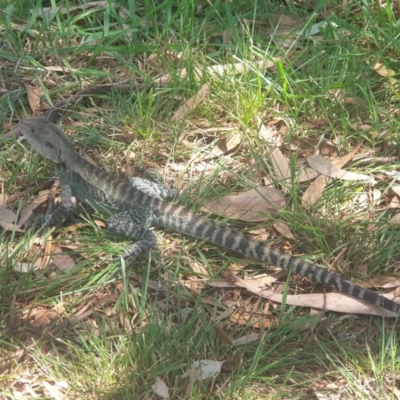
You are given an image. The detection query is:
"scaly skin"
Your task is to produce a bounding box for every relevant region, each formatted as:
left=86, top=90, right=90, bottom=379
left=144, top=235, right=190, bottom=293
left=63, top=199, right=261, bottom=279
left=19, top=116, right=400, bottom=315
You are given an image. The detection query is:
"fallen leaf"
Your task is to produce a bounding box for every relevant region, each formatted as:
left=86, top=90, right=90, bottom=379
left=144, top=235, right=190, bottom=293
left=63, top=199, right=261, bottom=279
left=45, top=65, right=72, bottom=72
left=206, top=279, right=237, bottom=288
left=307, top=155, right=374, bottom=182
left=373, top=61, right=395, bottom=77
left=201, top=187, right=285, bottom=222
left=13, top=260, right=43, bottom=273
left=213, top=307, right=236, bottom=323
left=269, top=146, right=290, bottom=182
left=0, top=193, right=7, bottom=205
left=368, top=277, right=400, bottom=289
left=31, top=303, right=66, bottom=328
left=273, top=222, right=295, bottom=240
left=42, top=381, right=68, bottom=400
left=389, top=196, right=400, bottom=209
left=295, top=167, right=319, bottom=182
left=268, top=14, right=306, bottom=36
left=231, top=312, right=272, bottom=329
left=244, top=272, right=281, bottom=287
left=390, top=213, right=400, bottom=224
left=17, top=190, right=50, bottom=227
left=228, top=272, right=398, bottom=317
left=390, top=186, right=400, bottom=197
left=23, top=83, right=41, bottom=115
left=152, top=377, right=170, bottom=399
left=206, top=132, right=241, bottom=158
left=52, top=247, right=76, bottom=270
left=302, top=142, right=363, bottom=209
left=302, top=20, right=339, bottom=38
left=188, top=261, right=210, bottom=276
left=231, top=333, right=261, bottom=345
left=319, top=141, right=339, bottom=157
left=0, top=205, right=24, bottom=232
left=170, top=83, right=210, bottom=121
left=183, top=360, right=224, bottom=381
left=257, top=116, right=280, bottom=144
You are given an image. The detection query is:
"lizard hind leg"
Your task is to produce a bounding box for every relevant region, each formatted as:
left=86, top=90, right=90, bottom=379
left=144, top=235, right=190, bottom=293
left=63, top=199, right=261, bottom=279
left=106, top=209, right=158, bottom=265
left=130, top=176, right=176, bottom=200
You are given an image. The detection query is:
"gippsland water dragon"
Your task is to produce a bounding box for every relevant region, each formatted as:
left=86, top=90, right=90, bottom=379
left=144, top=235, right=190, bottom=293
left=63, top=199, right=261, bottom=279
left=19, top=116, right=400, bottom=315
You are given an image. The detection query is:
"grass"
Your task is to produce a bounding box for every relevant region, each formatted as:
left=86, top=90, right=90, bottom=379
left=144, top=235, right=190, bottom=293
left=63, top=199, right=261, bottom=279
left=1, top=0, right=400, bottom=398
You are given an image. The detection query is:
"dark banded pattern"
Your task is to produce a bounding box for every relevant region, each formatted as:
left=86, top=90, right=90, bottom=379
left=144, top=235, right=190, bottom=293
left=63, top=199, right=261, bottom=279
left=151, top=201, right=399, bottom=314
left=20, top=117, right=400, bottom=315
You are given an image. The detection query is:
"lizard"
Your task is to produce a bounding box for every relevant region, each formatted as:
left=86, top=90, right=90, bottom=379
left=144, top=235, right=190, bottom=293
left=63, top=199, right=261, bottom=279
left=19, top=116, right=400, bottom=315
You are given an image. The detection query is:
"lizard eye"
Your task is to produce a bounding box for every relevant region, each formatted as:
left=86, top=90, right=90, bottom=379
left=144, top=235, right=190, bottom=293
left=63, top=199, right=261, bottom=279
left=44, top=141, right=54, bottom=149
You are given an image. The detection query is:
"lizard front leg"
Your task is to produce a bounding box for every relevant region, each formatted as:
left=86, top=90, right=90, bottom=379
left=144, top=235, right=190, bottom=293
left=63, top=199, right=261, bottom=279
left=30, top=182, right=77, bottom=228
left=106, top=207, right=158, bottom=264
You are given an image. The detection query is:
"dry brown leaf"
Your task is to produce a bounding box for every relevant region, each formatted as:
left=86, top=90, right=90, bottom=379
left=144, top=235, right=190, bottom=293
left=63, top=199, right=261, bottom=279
left=52, top=247, right=76, bottom=270
left=273, top=222, right=295, bottom=240
left=189, top=261, right=210, bottom=276
left=389, top=196, right=400, bottom=209
left=390, top=213, right=400, bottom=224
left=269, top=146, right=290, bottom=181
left=333, top=142, right=363, bottom=168
left=270, top=149, right=318, bottom=183
left=0, top=205, right=24, bottom=232
left=152, top=377, right=170, bottom=399
left=0, top=193, right=7, bottom=205
left=17, top=190, right=50, bottom=227
left=366, top=277, right=400, bottom=289
left=270, top=14, right=306, bottom=27
left=201, top=187, right=285, bottom=222
left=289, top=136, right=321, bottom=152
left=13, top=260, right=43, bottom=273
left=44, top=65, right=71, bottom=72
left=390, top=186, right=400, bottom=197
left=302, top=175, right=329, bottom=210
left=244, top=273, right=280, bottom=287
left=206, top=132, right=241, bottom=158
left=256, top=116, right=281, bottom=144
left=268, top=14, right=306, bottom=36
left=213, top=307, right=236, bottom=323
left=29, top=303, right=66, bottom=328
left=42, top=381, right=69, bottom=400
left=228, top=272, right=397, bottom=317
left=23, top=83, right=41, bottom=115
left=231, top=333, right=261, bottom=345
left=206, top=279, right=237, bottom=288
left=295, top=167, right=319, bottom=183
left=319, top=141, right=339, bottom=157
left=182, top=360, right=224, bottom=382
left=170, top=83, right=210, bottom=122
left=231, top=312, right=272, bottom=329
left=302, top=142, right=363, bottom=210
left=373, top=61, right=395, bottom=77
left=307, top=155, right=373, bottom=182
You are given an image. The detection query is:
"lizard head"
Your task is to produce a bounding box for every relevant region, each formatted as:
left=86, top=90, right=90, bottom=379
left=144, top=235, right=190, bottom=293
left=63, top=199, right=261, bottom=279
left=19, top=117, right=73, bottom=163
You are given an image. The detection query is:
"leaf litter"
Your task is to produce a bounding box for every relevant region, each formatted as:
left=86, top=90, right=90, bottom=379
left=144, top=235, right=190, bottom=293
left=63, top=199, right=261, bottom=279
left=5, top=12, right=400, bottom=392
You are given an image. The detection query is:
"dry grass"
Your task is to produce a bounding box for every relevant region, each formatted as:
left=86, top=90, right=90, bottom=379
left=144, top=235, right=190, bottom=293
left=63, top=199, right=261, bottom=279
left=0, top=0, right=400, bottom=398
